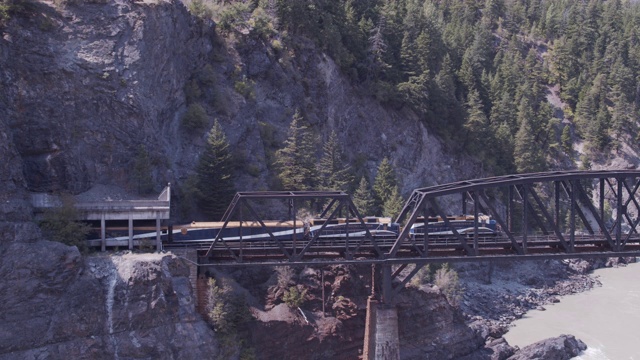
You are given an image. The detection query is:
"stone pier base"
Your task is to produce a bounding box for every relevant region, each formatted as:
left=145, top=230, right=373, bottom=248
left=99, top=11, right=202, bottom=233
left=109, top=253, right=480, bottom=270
left=363, top=297, right=400, bottom=360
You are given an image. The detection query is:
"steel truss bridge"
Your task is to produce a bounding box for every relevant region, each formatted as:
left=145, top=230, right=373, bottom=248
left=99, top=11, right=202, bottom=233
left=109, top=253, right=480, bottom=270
left=186, top=170, right=640, bottom=269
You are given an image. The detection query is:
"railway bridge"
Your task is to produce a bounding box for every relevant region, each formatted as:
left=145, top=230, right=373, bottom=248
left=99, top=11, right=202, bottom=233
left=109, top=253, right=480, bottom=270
left=180, top=170, right=640, bottom=360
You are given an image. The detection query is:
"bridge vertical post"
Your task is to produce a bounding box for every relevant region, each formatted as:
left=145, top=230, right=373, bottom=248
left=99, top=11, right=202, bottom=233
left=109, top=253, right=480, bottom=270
left=554, top=181, right=560, bottom=229
left=101, top=213, right=106, bottom=252
left=472, top=192, right=479, bottom=256
left=570, top=180, right=576, bottom=252
left=507, top=186, right=513, bottom=233
left=128, top=214, right=133, bottom=250
left=600, top=178, right=605, bottom=226
left=522, top=186, right=528, bottom=254
left=292, top=200, right=297, bottom=259
left=422, top=201, right=429, bottom=256
left=617, top=178, right=623, bottom=250
left=382, top=264, right=392, bottom=304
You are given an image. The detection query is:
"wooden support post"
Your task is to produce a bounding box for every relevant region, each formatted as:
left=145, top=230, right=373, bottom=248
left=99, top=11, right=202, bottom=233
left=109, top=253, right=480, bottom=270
left=522, top=186, right=528, bottom=254
left=128, top=214, right=133, bottom=250
left=156, top=212, right=161, bottom=251
left=101, top=213, right=106, bottom=252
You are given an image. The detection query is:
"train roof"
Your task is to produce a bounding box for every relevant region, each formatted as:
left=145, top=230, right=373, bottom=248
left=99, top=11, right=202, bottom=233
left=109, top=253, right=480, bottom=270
left=181, top=220, right=302, bottom=229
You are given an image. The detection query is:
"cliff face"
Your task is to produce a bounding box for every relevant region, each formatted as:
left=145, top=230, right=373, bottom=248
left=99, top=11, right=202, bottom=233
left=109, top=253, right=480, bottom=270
left=0, top=0, right=478, bottom=204
left=0, top=245, right=219, bottom=359
left=0, top=0, right=214, bottom=195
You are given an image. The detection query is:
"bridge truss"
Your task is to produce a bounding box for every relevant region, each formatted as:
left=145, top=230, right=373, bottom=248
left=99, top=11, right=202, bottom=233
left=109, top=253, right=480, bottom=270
left=196, top=171, right=640, bottom=267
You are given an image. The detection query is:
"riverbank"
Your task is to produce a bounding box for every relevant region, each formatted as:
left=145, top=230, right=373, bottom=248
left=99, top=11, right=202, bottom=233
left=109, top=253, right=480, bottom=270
left=505, top=261, right=640, bottom=359
left=455, top=258, right=634, bottom=343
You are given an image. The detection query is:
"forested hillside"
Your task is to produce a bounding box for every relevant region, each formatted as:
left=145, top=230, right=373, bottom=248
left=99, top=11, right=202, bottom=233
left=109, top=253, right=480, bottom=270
left=191, top=0, right=640, bottom=177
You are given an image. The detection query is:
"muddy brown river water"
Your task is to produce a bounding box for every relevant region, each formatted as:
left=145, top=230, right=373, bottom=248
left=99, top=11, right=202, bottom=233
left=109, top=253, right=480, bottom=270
left=504, top=262, right=640, bottom=359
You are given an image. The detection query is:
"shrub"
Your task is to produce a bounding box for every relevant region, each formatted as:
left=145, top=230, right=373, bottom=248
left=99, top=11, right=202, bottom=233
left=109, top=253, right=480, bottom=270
left=182, top=103, right=208, bottom=131
left=434, top=264, right=463, bottom=307
left=276, top=266, right=294, bottom=288
left=185, top=79, right=202, bottom=104
left=188, top=0, right=213, bottom=20
left=39, top=195, right=91, bottom=252
left=206, top=278, right=252, bottom=335
left=234, top=76, right=255, bottom=99
left=282, top=286, right=307, bottom=308
left=271, top=39, right=283, bottom=52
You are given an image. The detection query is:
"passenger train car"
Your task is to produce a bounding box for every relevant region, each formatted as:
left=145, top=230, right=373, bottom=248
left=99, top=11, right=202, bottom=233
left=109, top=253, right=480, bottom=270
left=410, top=214, right=498, bottom=236
left=308, top=217, right=400, bottom=238
left=90, top=215, right=498, bottom=248
left=169, top=220, right=305, bottom=243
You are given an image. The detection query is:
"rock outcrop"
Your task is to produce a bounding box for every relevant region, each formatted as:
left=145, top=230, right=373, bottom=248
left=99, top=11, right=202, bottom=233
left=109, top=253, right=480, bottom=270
left=507, top=335, right=587, bottom=360
left=0, top=245, right=219, bottom=359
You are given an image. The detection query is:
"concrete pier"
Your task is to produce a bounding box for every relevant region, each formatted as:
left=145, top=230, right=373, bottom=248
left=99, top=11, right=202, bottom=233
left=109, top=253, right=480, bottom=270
left=363, top=297, right=400, bottom=360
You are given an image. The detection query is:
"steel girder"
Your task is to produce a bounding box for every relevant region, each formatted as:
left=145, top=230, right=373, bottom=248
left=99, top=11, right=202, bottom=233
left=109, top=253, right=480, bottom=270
left=389, top=170, right=640, bottom=258
left=204, top=191, right=383, bottom=260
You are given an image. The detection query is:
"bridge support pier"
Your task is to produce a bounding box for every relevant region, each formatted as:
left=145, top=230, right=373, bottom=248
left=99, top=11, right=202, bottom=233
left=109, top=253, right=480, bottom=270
left=363, top=265, right=400, bottom=360
left=363, top=297, right=400, bottom=360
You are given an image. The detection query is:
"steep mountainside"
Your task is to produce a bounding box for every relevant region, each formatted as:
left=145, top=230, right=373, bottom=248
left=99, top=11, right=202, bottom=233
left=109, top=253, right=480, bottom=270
left=0, top=0, right=478, bottom=214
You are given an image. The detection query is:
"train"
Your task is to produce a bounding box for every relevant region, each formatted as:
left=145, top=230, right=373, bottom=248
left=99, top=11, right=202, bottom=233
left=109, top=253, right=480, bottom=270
left=88, top=214, right=498, bottom=248
left=410, top=214, right=498, bottom=236
left=164, top=214, right=497, bottom=244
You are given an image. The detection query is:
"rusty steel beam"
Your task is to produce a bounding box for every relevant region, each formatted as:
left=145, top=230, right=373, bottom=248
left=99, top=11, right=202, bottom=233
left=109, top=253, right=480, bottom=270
left=201, top=171, right=640, bottom=265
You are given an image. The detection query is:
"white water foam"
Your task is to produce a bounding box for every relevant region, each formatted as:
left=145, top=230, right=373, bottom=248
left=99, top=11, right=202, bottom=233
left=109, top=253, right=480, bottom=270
left=106, top=274, right=117, bottom=335
left=106, top=273, right=120, bottom=359
left=574, top=347, right=610, bottom=360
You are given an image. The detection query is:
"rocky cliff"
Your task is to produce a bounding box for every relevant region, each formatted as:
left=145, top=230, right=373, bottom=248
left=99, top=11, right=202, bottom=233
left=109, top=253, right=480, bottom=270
left=0, top=245, right=219, bottom=359
left=0, top=0, right=478, bottom=206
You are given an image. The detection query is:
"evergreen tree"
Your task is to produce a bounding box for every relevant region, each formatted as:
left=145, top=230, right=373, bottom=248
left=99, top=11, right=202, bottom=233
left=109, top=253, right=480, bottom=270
left=132, top=145, right=154, bottom=195
left=383, top=185, right=404, bottom=220
left=373, top=157, right=398, bottom=215
left=275, top=110, right=318, bottom=190
left=352, top=176, right=376, bottom=216
left=196, top=120, right=236, bottom=220
left=561, top=124, right=572, bottom=155
left=514, top=100, right=544, bottom=173
left=463, top=88, right=491, bottom=156
left=318, top=131, right=354, bottom=191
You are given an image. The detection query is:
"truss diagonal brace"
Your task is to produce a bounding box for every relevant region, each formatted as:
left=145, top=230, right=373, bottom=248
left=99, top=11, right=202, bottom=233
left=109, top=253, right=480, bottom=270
left=429, top=198, right=475, bottom=256
left=527, top=185, right=570, bottom=251
left=244, top=199, right=294, bottom=260
left=575, top=181, right=616, bottom=250
left=389, top=193, right=426, bottom=257
left=561, top=181, right=595, bottom=235
left=478, top=191, right=524, bottom=255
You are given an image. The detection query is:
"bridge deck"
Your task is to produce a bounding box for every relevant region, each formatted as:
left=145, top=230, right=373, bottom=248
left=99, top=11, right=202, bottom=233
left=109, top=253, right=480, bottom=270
left=163, top=233, right=640, bottom=265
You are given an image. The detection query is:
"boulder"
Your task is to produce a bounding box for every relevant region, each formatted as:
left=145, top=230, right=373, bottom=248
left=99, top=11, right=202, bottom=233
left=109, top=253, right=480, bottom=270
left=507, top=334, right=587, bottom=360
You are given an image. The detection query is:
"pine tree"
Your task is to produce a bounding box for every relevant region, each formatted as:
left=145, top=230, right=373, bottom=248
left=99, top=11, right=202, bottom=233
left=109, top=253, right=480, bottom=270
left=514, top=99, right=544, bottom=173
left=464, top=88, right=491, bottom=155
left=275, top=110, right=318, bottom=190
left=352, top=176, right=375, bottom=216
left=561, top=124, right=572, bottom=155
left=196, top=120, right=236, bottom=220
left=132, top=145, right=154, bottom=195
left=383, top=185, right=404, bottom=220
left=373, top=157, right=398, bottom=215
left=318, top=131, right=354, bottom=191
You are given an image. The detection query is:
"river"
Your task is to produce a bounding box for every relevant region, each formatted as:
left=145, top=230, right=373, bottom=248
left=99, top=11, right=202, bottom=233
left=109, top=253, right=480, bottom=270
left=504, top=261, right=640, bottom=360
